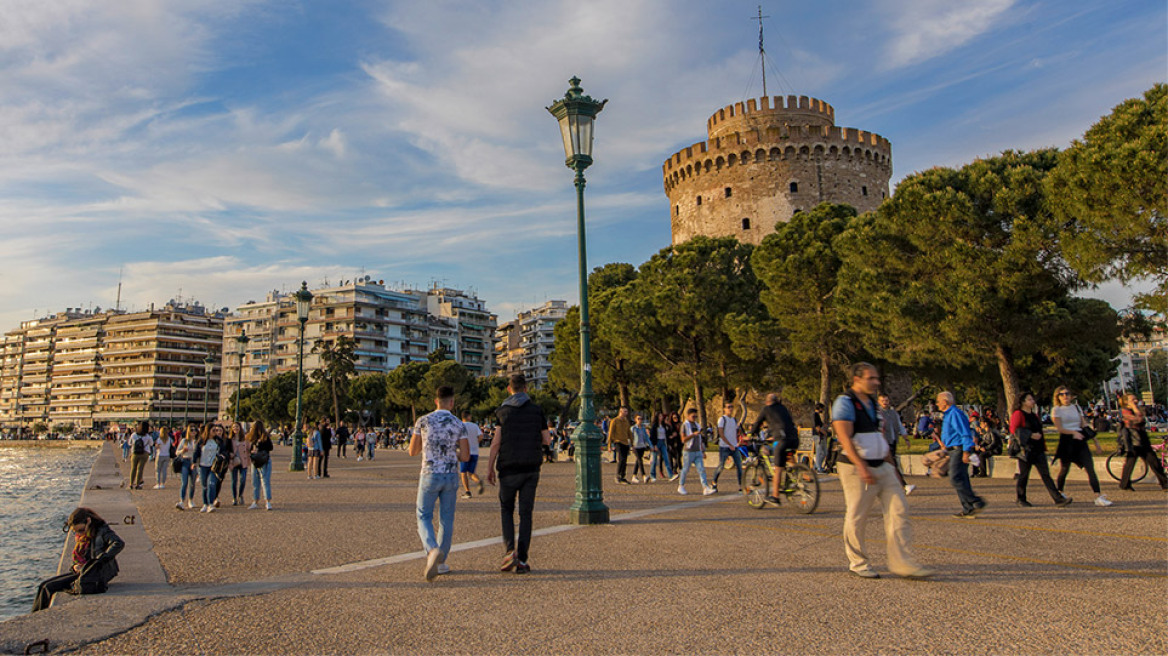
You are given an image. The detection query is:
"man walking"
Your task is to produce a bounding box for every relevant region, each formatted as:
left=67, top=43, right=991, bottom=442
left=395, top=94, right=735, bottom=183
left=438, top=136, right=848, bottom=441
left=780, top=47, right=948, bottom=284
left=878, top=394, right=914, bottom=495
left=677, top=408, right=715, bottom=496
left=335, top=421, right=350, bottom=459
left=409, top=386, right=470, bottom=582
left=607, top=407, right=633, bottom=485
left=833, top=362, right=932, bottom=580
left=812, top=403, right=830, bottom=473
left=936, top=391, right=986, bottom=518
left=487, top=374, right=551, bottom=574
left=319, top=419, right=333, bottom=478
left=460, top=411, right=484, bottom=499
left=713, top=402, right=744, bottom=492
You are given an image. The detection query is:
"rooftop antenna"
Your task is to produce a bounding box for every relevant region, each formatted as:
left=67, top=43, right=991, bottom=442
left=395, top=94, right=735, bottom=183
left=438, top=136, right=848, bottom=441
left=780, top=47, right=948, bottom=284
left=115, top=265, right=124, bottom=312
left=755, top=5, right=771, bottom=97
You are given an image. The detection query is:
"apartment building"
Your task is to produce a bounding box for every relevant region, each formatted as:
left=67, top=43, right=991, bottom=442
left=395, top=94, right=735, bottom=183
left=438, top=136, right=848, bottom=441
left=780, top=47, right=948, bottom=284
left=0, top=303, right=223, bottom=433
left=493, top=319, right=523, bottom=378
left=410, top=286, right=497, bottom=377
left=490, top=300, right=567, bottom=388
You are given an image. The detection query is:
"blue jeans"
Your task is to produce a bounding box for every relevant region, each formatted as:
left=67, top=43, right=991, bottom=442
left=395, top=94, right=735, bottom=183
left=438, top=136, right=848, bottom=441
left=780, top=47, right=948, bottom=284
left=650, top=445, right=673, bottom=479
left=948, top=448, right=983, bottom=513
left=814, top=435, right=830, bottom=472
left=200, top=466, right=220, bottom=506
left=231, top=466, right=247, bottom=499
left=678, top=451, right=709, bottom=488
left=367, top=442, right=374, bottom=460
left=416, top=472, right=460, bottom=555
left=179, top=459, right=195, bottom=501
left=252, top=461, right=272, bottom=501
left=712, top=447, right=743, bottom=487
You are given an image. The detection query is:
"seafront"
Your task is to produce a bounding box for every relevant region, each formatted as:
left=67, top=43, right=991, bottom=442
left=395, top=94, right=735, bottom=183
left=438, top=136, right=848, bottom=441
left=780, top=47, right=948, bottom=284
left=1, top=440, right=1164, bottom=655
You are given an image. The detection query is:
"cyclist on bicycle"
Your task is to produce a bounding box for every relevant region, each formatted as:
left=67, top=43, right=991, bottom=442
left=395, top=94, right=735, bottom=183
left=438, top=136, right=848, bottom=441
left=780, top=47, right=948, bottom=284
left=750, top=393, right=798, bottom=505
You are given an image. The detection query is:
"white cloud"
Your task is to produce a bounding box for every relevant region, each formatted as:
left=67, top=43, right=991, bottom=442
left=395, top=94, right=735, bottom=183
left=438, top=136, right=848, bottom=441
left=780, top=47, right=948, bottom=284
left=882, top=0, right=1016, bottom=69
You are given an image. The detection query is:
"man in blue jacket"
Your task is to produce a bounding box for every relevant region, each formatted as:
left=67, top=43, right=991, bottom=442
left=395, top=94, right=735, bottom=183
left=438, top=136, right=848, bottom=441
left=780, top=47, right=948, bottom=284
left=937, top=391, right=986, bottom=518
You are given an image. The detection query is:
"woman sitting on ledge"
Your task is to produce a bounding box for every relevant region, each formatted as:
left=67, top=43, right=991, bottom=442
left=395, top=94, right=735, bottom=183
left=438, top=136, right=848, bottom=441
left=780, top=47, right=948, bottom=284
left=32, top=507, right=124, bottom=612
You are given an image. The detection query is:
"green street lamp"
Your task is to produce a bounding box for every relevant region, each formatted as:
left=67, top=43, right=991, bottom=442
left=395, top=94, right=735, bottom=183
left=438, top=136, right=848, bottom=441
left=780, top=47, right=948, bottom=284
left=183, top=371, right=194, bottom=426
left=202, top=353, right=214, bottom=425
left=290, top=282, right=313, bottom=472
left=548, top=76, right=609, bottom=525
left=233, top=331, right=250, bottom=424
left=169, top=384, right=177, bottom=430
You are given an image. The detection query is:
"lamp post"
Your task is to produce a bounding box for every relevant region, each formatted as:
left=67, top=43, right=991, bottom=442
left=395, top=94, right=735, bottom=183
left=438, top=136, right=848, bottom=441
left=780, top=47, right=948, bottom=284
left=233, top=331, right=250, bottom=424
left=202, top=353, right=215, bottom=425
left=548, top=76, right=609, bottom=525
left=290, top=282, right=313, bottom=471
left=183, top=372, right=194, bottom=425
left=169, top=384, right=177, bottom=430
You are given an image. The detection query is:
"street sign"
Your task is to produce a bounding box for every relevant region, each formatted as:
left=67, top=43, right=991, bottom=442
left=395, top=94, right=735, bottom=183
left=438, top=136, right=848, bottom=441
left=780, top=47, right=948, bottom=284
left=1142, top=391, right=1155, bottom=404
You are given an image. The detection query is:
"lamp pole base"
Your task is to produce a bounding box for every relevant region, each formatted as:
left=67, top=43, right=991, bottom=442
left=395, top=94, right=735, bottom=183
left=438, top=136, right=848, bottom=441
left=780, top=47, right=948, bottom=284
left=289, top=430, right=305, bottom=472
left=567, top=423, right=609, bottom=525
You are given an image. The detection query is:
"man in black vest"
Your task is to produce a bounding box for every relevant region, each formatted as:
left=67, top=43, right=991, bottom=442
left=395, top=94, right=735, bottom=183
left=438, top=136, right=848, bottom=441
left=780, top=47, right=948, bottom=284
left=832, top=362, right=932, bottom=580
left=487, top=374, right=551, bottom=574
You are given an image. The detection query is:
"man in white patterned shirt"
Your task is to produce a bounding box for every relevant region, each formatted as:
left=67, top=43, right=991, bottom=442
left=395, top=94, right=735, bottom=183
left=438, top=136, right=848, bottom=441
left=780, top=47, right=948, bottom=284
left=409, top=385, right=470, bottom=582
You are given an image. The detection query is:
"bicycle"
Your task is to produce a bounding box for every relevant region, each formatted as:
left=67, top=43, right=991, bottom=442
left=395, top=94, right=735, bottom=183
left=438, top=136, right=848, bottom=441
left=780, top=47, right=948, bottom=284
left=1105, top=432, right=1168, bottom=483
left=740, top=439, right=820, bottom=514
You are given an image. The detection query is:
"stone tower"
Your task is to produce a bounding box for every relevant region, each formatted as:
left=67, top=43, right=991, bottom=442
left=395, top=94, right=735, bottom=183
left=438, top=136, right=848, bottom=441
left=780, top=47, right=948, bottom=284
left=663, top=95, right=891, bottom=245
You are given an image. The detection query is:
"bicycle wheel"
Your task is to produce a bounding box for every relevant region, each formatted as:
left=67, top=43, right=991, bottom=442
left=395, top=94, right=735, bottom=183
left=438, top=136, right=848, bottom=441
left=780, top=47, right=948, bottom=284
left=784, top=463, right=819, bottom=514
left=742, top=463, right=769, bottom=510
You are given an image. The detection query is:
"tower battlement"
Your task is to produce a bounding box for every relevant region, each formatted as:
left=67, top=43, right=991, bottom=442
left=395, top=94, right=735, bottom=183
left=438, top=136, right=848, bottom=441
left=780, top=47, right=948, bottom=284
left=707, top=95, right=835, bottom=139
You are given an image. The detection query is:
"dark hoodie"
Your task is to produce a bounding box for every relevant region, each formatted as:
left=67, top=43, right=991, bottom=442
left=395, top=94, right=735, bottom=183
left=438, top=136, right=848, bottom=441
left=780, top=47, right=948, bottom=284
left=495, top=393, right=547, bottom=475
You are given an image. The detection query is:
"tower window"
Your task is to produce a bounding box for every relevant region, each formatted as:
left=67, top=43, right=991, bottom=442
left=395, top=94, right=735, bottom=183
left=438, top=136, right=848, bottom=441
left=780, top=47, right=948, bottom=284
left=674, top=205, right=679, bottom=216
left=724, top=187, right=732, bottom=198
left=696, top=196, right=702, bottom=206
left=741, top=218, right=751, bottom=230
left=862, top=186, right=868, bottom=196
left=789, top=182, right=798, bottom=193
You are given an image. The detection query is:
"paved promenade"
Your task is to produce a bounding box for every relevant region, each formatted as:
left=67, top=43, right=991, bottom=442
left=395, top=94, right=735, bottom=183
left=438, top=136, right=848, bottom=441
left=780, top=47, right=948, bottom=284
left=1, top=441, right=1165, bottom=655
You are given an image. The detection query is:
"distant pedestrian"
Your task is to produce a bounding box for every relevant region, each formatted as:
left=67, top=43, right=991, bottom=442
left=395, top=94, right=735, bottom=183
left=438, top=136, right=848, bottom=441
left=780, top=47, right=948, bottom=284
left=366, top=428, right=376, bottom=460
left=247, top=420, right=274, bottom=510
left=198, top=424, right=229, bottom=513
left=120, top=431, right=131, bottom=462
left=355, top=429, right=367, bottom=461
left=308, top=422, right=323, bottom=479
left=1118, top=394, right=1168, bottom=490
left=153, top=430, right=173, bottom=490
left=1051, top=386, right=1111, bottom=506
left=607, top=407, right=633, bottom=484
left=631, top=414, right=651, bottom=483
left=713, top=402, right=743, bottom=492
left=320, top=419, right=333, bottom=477
left=128, top=422, right=153, bottom=490
left=936, top=391, right=986, bottom=518
left=31, top=508, right=124, bottom=612
left=488, top=374, right=551, bottom=574
left=834, top=363, right=932, bottom=580
left=174, top=426, right=197, bottom=510
left=1010, top=393, right=1072, bottom=508
left=336, top=421, right=350, bottom=459
left=649, top=412, right=675, bottom=482
left=410, top=386, right=470, bottom=581
left=877, top=395, right=913, bottom=495
left=460, top=411, right=484, bottom=499
left=230, top=426, right=249, bottom=506
left=677, top=408, right=714, bottom=496
left=812, top=403, right=830, bottom=473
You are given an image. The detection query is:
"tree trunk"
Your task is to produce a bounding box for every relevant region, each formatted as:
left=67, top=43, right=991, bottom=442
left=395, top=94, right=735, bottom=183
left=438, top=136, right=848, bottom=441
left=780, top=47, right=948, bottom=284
left=995, top=343, right=1023, bottom=416
left=693, top=377, right=707, bottom=428
left=819, top=350, right=832, bottom=409
left=331, top=379, right=341, bottom=427
left=615, top=358, right=630, bottom=408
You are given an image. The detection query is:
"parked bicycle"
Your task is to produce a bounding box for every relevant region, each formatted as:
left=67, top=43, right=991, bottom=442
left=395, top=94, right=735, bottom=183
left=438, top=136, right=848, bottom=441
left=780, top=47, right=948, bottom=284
left=741, top=439, right=820, bottom=514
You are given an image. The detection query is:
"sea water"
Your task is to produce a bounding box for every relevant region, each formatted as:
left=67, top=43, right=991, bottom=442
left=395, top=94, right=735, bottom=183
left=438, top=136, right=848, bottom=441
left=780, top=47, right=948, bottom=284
left=0, top=445, right=98, bottom=622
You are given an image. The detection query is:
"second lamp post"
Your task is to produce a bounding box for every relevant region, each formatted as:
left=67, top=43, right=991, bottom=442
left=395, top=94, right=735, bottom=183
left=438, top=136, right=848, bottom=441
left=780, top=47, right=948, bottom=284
left=290, top=282, right=313, bottom=472
left=547, top=76, right=609, bottom=525
left=232, top=331, right=250, bottom=424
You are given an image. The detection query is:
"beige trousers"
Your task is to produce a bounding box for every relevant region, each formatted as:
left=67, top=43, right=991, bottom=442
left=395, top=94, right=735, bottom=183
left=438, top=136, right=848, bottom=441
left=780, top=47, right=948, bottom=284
left=838, top=462, right=923, bottom=575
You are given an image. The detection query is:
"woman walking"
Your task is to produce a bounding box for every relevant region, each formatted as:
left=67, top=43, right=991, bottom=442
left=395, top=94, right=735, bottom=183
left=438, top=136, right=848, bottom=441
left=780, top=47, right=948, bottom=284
left=1011, top=393, right=1072, bottom=507
left=1051, top=386, right=1112, bottom=507
left=153, top=429, right=173, bottom=489
left=308, top=421, right=323, bottom=479
left=199, top=424, right=230, bottom=513
left=631, top=414, right=651, bottom=483
left=174, top=425, right=197, bottom=510
left=247, top=421, right=274, bottom=510
left=32, top=508, right=124, bottom=612
left=1118, top=394, right=1168, bottom=491
left=230, top=425, right=250, bottom=506
left=650, top=412, right=675, bottom=482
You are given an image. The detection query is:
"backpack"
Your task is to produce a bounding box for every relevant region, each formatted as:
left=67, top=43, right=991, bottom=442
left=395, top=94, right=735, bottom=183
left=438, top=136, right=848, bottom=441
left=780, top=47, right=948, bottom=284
left=132, top=435, right=146, bottom=455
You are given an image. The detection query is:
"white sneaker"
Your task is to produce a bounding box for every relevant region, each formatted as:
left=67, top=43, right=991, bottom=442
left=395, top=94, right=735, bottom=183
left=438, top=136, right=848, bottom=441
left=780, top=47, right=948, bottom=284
left=152, top=484, right=162, bottom=489
left=669, top=474, right=680, bottom=482
left=265, top=502, right=272, bottom=511
left=436, top=563, right=451, bottom=575
left=631, top=476, right=640, bottom=484
left=187, top=500, right=195, bottom=509
left=677, top=486, right=688, bottom=495
left=248, top=502, right=258, bottom=510
left=649, top=477, right=657, bottom=483
left=904, top=484, right=916, bottom=496
left=158, top=484, right=165, bottom=489
left=200, top=505, right=209, bottom=513
left=702, top=486, right=716, bottom=496
left=206, top=505, right=215, bottom=513
left=1094, top=495, right=1113, bottom=507
left=175, top=501, right=183, bottom=510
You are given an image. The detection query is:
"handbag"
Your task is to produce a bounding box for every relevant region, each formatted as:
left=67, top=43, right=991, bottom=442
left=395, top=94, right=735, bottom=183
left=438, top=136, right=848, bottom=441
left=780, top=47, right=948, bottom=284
left=211, top=452, right=230, bottom=478
left=250, top=450, right=270, bottom=468
left=171, top=458, right=182, bottom=474
left=1080, top=425, right=1097, bottom=441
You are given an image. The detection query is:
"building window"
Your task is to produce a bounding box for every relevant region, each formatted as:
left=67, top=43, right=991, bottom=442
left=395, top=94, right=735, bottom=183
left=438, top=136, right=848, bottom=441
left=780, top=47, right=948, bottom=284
left=862, top=185, right=868, bottom=196
left=794, top=208, right=803, bottom=216
left=696, top=196, right=702, bottom=206
left=742, top=218, right=751, bottom=230
left=724, top=187, right=732, bottom=198
left=789, top=182, right=798, bottom=193
left=674, top=205, right=679, bottom=216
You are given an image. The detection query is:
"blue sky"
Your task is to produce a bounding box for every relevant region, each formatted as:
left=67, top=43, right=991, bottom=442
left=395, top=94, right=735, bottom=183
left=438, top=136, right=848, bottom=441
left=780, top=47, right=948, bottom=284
left=0, top=0, right=1163, bottom=329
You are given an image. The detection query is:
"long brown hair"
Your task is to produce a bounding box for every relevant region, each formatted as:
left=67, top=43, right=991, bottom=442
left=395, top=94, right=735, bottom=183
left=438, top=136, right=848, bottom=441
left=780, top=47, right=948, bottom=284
left=66, top=507, right=107, bottom=535
left=246, top=420, right=267, bottom=445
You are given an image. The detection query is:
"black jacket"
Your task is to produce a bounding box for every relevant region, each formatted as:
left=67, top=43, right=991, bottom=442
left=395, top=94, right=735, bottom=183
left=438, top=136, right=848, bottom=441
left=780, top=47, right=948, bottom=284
left=495, top=393, right=547, bottom=475
left=79, top=524, right=124, bottom=586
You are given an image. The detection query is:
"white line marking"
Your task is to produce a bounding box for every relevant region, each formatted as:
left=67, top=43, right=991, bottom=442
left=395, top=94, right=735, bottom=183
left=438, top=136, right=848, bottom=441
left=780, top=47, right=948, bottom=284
left=311, top=494, right=738, bottom=575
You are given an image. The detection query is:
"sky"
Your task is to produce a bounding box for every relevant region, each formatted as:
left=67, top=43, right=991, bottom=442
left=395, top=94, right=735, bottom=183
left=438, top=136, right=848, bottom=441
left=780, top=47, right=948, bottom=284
left=0, top=0, right=1163, bottom=329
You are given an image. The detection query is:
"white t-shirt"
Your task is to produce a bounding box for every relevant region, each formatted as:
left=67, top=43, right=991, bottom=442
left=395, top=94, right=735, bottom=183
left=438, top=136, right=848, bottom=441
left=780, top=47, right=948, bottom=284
left=463, top=421, right=482, bottom=456
left=1051, top=405, right=1082, bottom=433
left=716, top=416, right=739, bottom=449
left=682, top=420, right=703, bottom=452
